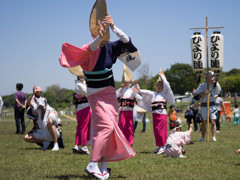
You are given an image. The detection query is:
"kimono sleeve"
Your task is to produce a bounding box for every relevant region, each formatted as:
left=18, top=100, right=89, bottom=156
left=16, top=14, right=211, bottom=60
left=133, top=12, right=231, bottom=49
left=137, top=89, right=154, bottom=113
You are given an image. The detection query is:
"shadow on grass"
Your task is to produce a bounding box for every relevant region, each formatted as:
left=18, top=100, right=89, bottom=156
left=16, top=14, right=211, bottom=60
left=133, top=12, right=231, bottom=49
left=138, top=151, right=152, bottom=154
left=235, top=163, right=240, bottom=166
left=21, top=147, right=41, bottom=150
left=43, top=174, right=127, bottom=179
left=43, top=174, right=88, bottom=179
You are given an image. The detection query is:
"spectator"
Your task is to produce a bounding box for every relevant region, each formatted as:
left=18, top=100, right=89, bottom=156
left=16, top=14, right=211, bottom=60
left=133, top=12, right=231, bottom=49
left=14, top=83, right=27, bottom=134
left=233, top=104, right=239, bottom=126
left=215, top=94, right=226, bottom=132
left=168, top=105, right=177, bottom=123
left=0, top=96, right=3, bottom=117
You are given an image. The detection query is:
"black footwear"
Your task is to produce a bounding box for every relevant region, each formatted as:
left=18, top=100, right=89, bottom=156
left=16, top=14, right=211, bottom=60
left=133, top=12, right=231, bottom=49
left=72, top=148, right=78, bottom=154
left=16, top=131, right=20, bottom=134
left=21, top=131, right=25, bottom=134
left=57, top=132, right=65, bottom=148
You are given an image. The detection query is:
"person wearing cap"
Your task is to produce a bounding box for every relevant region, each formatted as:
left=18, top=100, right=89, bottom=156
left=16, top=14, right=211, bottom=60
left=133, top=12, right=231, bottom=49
left=193, top=71, right=221, bottom=142
left=135, top=72, right=175, bottom=155
left=165, top=122, right=193, bottom=158
left=25, top=87, right=60, bottom=151
left=14, top=83, right=27, bottom=134
left=59, top=15, right=137, bottom=179
left=72, top=74, right=91, bottom=155
left=116, top=68, right=143, bottom=146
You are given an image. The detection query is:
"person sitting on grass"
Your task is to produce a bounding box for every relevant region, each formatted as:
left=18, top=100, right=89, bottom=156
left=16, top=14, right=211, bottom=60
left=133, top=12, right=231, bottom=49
left=164, top=122, right=193, bottom=158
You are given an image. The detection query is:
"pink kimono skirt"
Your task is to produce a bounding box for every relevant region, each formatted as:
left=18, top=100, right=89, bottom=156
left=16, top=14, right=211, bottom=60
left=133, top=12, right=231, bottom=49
left=118, top=111, right=134, bottom=146
left=152, top=113, right=168, bottom=147
left=75, top=106, right=91, bottom=146
left=87, top=86, right=136, bottom=162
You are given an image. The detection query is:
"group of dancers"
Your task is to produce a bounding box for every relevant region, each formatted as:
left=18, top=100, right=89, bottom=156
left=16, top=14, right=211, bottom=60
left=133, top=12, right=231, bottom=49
left=58, top=11, right=214, bottom=178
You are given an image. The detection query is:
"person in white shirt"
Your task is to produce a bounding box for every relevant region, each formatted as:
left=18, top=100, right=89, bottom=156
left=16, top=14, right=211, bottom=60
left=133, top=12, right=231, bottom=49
left=193, top=71, right=221, bottom=142
left=0, top=96, right=3, bottom=116
left=24, top=87, right=60, bottom=151
left=233, top=104, right=239, bottom=126
left=215, top=94, right=226, bottom=132
left=135, top=72, right=175, bottom=154
left=72, top=75, right=91, bottom=154
left=116, top=70, right=143, bottom=146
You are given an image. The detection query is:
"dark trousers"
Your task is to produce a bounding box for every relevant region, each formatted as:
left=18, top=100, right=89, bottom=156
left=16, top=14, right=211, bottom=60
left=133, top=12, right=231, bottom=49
left=134, top=113, right=146, bottom=132
left=187, top=110, right=198, bottom=131
left=216, top=111, right=221, bottom=131
left=14, top=108, right=25, bottom=133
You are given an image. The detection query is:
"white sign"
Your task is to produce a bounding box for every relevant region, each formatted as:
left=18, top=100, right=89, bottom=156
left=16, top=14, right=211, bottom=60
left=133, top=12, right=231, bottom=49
left=210, top=31, right=224, bottom=71
left=190, top=32, right=206, bottom=72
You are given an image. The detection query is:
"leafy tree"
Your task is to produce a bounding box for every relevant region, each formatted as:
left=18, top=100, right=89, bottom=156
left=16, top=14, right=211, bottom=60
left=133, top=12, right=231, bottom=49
left=225, top=68, right=240, bottom=76
left=163, top=63, right=198, bottom=95
left=219, top=74, right=240, bottom=94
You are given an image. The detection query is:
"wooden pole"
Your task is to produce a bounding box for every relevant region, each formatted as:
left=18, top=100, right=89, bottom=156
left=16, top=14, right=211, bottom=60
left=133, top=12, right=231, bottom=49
left=206, top=17, right=210, bottom=142
left=189, top=18, right=224, bottom=143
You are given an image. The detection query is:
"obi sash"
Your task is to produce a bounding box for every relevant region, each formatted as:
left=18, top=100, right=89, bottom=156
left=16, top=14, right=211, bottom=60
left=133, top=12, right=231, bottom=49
left=73, top=93, right=88, bottom=108
left=151, top=101, right=166, bottom=111
left=84, top=68, right=115, bottom=88
left=119, top=98, right=135, bottom=108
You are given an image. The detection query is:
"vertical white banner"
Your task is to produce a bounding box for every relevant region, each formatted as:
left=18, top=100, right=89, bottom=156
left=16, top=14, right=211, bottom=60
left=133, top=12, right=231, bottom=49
left=210, top=31, right=224, bottom=71
left=190, top=32, right=206, bottom=72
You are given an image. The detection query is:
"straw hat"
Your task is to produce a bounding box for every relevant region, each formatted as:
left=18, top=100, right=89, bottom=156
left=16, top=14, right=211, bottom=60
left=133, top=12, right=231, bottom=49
left=122, top=64, right=132, bottom=83
left=157, top=68, right=165, bottom=83
left=89, top=0, right=110, bottom=42
left=68, top=65, right=84, bottom=77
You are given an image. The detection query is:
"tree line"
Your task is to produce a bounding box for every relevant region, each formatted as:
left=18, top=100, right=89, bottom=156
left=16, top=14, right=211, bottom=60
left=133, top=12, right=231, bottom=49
left=2, top=64, right=240, bottom=109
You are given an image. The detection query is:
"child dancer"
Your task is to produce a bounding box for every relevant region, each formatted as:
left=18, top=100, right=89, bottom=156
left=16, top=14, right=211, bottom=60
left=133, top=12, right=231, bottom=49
left=165, top=122, right=193, bottom=158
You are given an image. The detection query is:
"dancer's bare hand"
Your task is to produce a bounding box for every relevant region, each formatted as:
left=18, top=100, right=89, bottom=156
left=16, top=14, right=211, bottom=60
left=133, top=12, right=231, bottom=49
left=103, top=15, right=114, bottom=29
left=97, top=20, right=107, bottom=38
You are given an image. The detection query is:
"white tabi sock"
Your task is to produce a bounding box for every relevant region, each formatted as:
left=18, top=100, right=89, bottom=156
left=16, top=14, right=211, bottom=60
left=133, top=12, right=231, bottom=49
left=74, top=145, right=79, bottom=150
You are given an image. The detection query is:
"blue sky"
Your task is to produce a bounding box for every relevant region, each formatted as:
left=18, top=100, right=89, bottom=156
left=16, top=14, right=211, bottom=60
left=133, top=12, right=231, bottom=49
left=1, top=0, right=240, bottom=96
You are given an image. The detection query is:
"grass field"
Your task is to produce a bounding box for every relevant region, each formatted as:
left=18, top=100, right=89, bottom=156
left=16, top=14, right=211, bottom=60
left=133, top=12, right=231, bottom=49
left=1, top=114, right=240, bottom=180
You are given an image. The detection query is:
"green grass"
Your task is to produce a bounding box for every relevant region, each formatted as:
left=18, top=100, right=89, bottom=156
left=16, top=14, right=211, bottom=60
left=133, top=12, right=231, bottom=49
left=1, top=116, right=240, bottom=180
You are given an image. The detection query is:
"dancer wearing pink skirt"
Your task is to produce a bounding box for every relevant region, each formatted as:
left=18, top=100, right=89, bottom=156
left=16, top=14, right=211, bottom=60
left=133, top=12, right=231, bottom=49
left=72, top=76, right=91, bottom=154
left=59, top=15, right=138, bottom=179
left=135, top=72, right=175, bottom=155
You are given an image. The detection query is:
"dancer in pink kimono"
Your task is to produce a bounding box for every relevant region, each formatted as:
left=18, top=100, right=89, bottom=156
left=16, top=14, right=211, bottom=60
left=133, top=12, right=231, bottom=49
left=72, top=76, right=91, bottom=154
left=59, top=15, right=137, bottom=180
left=135, top=72, right=175, bottom=155
left=116, top=75, right=143, bottom=146
left=165, top=122, right=193, bottom=158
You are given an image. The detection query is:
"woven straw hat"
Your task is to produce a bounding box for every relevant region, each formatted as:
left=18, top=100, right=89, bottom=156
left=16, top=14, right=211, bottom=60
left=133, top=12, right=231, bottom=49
left=89, top=0, right=110, bottom=42
left=68, top=65, right=84, bottom=77
left=122, top=64, right=132, bottom=83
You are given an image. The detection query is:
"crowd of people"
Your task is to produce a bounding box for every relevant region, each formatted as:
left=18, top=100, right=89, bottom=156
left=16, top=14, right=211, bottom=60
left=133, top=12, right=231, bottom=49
left=0, top=7, right=238, bottom=180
